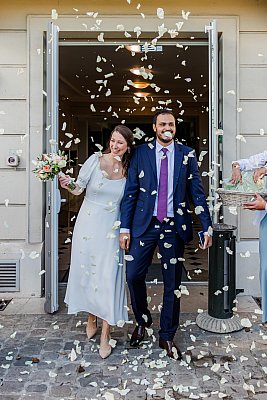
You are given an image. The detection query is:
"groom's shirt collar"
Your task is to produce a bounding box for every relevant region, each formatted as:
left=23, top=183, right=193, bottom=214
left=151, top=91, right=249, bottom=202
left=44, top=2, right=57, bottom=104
left=155, top=140, right=174, bottom=153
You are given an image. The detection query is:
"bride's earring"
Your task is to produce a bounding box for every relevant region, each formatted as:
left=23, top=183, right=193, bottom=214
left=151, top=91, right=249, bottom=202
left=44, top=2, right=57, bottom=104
left=127, top=148, right=130, bottom=154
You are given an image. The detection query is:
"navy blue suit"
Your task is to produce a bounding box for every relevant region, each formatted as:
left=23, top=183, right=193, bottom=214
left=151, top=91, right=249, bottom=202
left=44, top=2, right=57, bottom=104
left=120, top=140, right=212, bottom=340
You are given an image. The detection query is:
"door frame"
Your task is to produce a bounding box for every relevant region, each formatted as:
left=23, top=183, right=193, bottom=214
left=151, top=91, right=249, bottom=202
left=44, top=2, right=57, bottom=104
left=28, top=14, right=239, bottom=243
left=27, top=14, right=239, bottom=308
left=43, top=22, right=60, bottom=313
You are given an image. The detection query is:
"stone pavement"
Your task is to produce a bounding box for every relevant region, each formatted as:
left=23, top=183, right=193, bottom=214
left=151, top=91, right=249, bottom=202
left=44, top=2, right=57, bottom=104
left=0, top=295, right=267, bottom=400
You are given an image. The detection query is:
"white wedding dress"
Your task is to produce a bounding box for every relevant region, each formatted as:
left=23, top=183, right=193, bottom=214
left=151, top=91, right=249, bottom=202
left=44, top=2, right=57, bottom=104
left=64, top=153, right=128, bottom=325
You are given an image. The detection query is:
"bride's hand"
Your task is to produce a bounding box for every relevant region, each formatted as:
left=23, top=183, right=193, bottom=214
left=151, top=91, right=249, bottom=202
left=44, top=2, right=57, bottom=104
left=58, top=173, right=70, bottom=189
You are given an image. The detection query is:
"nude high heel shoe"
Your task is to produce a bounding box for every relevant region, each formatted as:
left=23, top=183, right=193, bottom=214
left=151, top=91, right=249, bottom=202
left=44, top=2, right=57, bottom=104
left=86, top=316, right=97, bottom=339
left=99, top=335, right=112, bottom=359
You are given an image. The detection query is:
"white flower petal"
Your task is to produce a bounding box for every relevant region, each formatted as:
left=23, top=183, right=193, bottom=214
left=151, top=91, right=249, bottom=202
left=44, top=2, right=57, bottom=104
left=109, top=338, right=117, bottom=348
left=241, top=318, right=252, bottom=328
left=164, top=242, right=172, bottom=248
left=182, top=10, right=190, bottom=20
left=97, top=32, right=104, bottom=42
left=210, top=363, right=220, bottom=372
left=70, top=348, right=77, bottom=362
left=157, top=8, right=164, bottom=19
left=51, top=9, right=58, bottom=20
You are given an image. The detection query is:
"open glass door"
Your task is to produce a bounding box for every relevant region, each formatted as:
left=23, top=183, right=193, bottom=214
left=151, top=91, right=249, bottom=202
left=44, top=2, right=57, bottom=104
left=44, top=22, right=60, bottom=313
left=205, top=20, right=219, bottom=223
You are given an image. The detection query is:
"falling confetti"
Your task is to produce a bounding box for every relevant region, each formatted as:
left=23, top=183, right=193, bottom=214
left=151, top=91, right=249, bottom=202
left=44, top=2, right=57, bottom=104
left=240, top=251, right=250, bottom=258
left=182, top=10, right=190, bottom=20
left=157, top=8, right=164, bottom=19
left=51, top=9, right=58, bottom=20
left=29, top=251, right=40, bottom=259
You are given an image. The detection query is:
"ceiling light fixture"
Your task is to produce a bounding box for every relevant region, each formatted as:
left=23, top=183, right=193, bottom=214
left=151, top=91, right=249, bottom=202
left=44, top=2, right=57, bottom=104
left=134, top=92, right=151, bottom=98
left=125, top=45, right=142, bottom=53
left=126, top=44, right=163, bottom=53
left=131, top=82, right=150, bottom=89
left=130, top=67, right=150, bottom=76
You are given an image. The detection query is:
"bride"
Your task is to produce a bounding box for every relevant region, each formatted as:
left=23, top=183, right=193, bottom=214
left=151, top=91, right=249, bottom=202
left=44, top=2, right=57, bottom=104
left=59, top=125, right=134, bottom=358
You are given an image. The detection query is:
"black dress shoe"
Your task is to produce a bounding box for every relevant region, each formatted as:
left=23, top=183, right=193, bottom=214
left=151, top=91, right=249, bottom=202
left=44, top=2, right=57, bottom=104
left=129, top=316, right=153, bottom=347
left=130, top=325, right=146, bottom=347
left=159, top=338, right=183, bottom=360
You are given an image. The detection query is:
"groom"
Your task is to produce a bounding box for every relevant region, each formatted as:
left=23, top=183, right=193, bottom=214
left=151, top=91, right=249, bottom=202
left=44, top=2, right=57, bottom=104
left=120, top=109, right=212, bottom=359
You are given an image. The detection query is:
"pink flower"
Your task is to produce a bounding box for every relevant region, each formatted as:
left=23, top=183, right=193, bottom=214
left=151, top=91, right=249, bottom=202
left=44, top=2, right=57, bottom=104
left=43, top=165, right=52, bottom=172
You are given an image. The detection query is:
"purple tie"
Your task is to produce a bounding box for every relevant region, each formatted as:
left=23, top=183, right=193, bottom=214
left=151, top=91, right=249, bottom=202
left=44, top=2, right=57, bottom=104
left=157, top=148, right=168, bottom=223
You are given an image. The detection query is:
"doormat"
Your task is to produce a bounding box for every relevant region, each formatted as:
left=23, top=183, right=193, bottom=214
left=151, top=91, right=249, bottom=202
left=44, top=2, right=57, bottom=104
left=0, top=299, right=12, bottom=311
left=253, top=297, right=262, bottom=309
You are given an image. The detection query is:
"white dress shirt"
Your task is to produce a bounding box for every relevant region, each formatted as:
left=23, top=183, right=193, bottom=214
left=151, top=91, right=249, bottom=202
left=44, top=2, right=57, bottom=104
left=153, top=140, right=175, bottom=217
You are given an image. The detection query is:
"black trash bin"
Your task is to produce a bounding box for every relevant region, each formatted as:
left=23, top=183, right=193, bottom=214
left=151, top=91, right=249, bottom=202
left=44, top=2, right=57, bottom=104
left=208, top=223, right=237, bottom=319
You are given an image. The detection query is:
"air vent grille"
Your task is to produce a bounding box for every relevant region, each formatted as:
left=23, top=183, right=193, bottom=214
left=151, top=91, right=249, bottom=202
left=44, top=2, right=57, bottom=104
left=0, top=260, right=19, bottom=292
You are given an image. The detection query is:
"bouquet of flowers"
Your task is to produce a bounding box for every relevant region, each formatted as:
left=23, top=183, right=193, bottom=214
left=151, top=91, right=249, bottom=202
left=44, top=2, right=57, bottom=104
left=32, top=151, right=76, bottom=190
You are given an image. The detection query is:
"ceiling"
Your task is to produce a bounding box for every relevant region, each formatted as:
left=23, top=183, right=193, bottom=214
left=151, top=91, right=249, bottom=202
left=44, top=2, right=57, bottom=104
left=59, top=42, right=209, bottom=117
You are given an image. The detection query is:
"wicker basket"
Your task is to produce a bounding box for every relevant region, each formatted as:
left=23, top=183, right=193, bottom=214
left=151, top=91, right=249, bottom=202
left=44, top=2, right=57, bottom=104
left=216, top=188, right=266, bottom=207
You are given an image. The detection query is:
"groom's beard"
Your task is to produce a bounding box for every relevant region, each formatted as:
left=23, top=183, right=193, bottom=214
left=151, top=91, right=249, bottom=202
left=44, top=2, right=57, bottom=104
left=156, top=131, right=174, bottom=144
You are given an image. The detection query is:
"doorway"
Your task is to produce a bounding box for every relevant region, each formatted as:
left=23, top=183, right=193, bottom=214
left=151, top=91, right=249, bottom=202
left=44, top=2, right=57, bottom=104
left=57, top=40, right=210, bottom=285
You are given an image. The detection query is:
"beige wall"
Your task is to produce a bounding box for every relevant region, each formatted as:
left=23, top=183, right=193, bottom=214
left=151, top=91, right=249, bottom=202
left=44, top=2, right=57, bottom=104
left=0, top=29, right=27, bottom=240
left=238, top=32, right=267, bottom=239
left=0, top=0, right=267, bottom=296
left=0, top=0, right=267, bottom=30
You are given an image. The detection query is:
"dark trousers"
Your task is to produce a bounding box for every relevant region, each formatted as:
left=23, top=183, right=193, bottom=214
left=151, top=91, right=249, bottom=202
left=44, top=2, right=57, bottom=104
left=126, top=217, right=184, bottom=341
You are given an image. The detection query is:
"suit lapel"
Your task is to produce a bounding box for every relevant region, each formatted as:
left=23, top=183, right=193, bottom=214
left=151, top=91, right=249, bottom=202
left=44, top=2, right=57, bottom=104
left=146, top=140, right=157, bottom=181
left=173, top=142, right=184, bottom=192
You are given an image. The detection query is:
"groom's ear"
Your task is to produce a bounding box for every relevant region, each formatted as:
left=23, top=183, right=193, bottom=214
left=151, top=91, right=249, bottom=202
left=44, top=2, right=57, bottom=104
left=152, top=124, right=156, bottom=133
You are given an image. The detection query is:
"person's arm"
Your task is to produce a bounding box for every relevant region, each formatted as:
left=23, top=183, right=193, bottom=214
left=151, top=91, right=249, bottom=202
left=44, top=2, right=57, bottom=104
left=59, top=153, right=99, bottom=196
left=119, top=149, right=139, bottom=249
left=119, top=232, right=131, bottom=250
left=233, top=150, right=267, bottom=172
left=201, top=234, right=213, bottom=250
left=58, top=173, right=83, bottom=196
left=252, top=166, right=267, bottom=183
left=237, top=151, right=267, bottom=171
left=230, top=162, right=242, bottom=184
left=187, top=150, right=213, bottom=249
left=243, top=192, right=267, bottom=210
left=231, top=151, right=267, bottom=184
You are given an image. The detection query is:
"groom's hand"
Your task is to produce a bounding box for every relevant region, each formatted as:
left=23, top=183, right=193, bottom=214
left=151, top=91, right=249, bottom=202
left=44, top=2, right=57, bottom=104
left=200, top=234, right=212, bottom=250
left=120, top=233, right=131, bottom=250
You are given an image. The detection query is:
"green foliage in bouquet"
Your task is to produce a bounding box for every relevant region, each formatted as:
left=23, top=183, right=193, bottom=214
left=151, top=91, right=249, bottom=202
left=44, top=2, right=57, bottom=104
left=32, top=150, right=67, bottom=181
